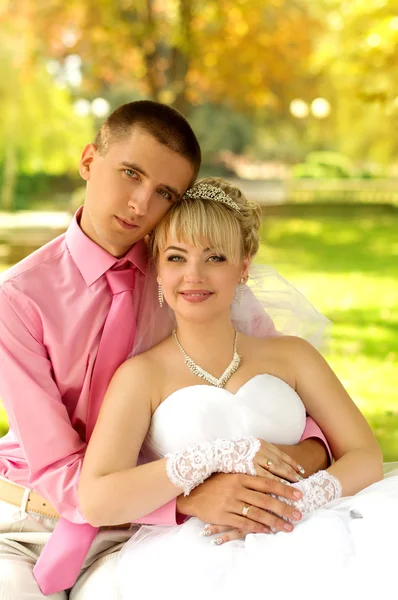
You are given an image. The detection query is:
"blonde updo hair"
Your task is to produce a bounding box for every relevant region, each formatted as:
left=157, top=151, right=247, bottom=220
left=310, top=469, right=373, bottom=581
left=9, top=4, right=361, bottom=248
left=150, top=177, right=262, bottom=264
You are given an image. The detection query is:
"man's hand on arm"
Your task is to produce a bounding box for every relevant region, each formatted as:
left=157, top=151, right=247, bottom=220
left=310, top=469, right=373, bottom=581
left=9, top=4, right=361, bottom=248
left=275, top=437, right=329, bottom=477
left=176, top=472, right=303, bottom=544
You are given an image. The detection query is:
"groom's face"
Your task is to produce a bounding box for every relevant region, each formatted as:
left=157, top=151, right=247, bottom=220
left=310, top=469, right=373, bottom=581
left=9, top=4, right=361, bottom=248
left=79, top=128, right=194, bottom=257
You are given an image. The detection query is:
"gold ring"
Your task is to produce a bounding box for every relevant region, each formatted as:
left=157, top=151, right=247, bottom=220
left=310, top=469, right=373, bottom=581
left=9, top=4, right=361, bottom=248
left=265, top=459, right=273, bottom=470
left=242, top=505, right=250, bottom=517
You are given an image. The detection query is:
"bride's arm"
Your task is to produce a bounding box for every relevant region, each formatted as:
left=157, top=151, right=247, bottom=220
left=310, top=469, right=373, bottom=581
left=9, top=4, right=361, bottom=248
left=287, top=336, right=383, bottom=495
left=78, top=356, right=183, bottom=526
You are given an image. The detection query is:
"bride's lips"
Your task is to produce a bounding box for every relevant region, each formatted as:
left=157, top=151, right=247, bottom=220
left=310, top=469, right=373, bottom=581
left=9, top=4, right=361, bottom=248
left=179, top=290, right=214, bottom=303
left=115, top=216, right=138, bottom=230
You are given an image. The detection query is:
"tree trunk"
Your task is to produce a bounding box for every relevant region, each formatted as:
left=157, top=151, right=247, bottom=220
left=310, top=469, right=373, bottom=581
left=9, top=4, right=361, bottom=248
left=170, top=0, right=193, bottom=116
left=143, top=0, right=162, bottom=101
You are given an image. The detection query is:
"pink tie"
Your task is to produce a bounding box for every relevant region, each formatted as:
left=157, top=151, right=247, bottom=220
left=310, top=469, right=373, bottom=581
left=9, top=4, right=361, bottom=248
left=34, top=264, right=136, bottom=595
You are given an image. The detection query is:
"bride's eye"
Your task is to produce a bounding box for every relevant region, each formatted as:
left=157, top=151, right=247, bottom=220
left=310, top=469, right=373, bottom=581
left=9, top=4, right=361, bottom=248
left=167, top=255, right=185, bottom=262
left=208, top=255, right=226, bottom=262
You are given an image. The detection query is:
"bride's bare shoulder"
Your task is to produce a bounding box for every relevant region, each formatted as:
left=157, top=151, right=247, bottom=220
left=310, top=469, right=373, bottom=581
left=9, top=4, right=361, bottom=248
left=239, top=332, right=312, bottom=357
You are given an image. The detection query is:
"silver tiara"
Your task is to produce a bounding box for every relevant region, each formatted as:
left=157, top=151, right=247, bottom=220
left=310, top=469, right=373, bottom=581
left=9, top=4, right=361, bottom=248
left=183, top=183, right=241, bottom=211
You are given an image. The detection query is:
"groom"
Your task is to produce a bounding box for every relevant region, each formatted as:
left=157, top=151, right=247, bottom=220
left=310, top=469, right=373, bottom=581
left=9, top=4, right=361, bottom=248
left=0, top=101, right=330, bottom=599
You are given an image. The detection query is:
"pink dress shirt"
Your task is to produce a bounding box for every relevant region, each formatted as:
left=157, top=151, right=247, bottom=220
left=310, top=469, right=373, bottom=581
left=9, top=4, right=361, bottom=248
left=0, top=209, right=331, bottom=529
left=0, top=210, right=176, bottom=525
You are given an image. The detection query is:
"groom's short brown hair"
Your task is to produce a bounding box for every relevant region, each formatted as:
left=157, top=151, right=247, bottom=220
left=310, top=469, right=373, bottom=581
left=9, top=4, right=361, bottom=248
left=94, top=100, right=201, bottom=178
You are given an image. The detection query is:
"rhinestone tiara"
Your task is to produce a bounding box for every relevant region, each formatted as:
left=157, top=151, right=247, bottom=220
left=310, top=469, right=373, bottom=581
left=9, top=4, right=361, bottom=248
left=183, top=183, right=241, bottom=212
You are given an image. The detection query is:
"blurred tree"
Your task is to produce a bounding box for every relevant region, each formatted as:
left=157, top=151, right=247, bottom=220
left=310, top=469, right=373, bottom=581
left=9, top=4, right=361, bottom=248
left=17, top=0, right=321, bottom=118
left=0, top=3, right=94, bottom=210
left=189, top=103, right=254, bottom=168
left=5, top=0, right=395, bottom=172
left=314, top=0, right=398, bottom=163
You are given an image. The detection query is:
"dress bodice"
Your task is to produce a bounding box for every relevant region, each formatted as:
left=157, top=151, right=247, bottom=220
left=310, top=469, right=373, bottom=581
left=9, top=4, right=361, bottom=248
left=143, top=373, right=306, bottom=459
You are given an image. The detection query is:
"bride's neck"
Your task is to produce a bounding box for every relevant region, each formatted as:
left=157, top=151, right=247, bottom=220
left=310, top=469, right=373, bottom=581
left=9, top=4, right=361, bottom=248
left=173, top=316, right=237, bottom=361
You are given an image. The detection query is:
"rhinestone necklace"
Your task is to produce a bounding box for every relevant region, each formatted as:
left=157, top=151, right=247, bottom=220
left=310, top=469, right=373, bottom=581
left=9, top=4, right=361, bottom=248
left=172, top=329, right=241, bottom=388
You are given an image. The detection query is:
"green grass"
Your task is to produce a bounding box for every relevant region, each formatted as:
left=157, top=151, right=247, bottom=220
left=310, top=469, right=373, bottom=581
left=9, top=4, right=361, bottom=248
left=1, top=211, right=397, bottom=460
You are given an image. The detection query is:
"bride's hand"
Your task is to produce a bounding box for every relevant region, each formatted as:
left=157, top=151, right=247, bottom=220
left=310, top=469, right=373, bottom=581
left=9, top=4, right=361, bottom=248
left=253, top=439, right=305, bottom=483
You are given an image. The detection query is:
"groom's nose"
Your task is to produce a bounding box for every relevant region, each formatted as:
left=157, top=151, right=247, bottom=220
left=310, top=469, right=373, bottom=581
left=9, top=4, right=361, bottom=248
left=128, top=185, right=152, bottom=216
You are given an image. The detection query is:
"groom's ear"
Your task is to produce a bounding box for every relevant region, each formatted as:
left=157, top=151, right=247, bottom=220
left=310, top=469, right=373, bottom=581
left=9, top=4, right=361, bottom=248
left=79, top=143, right=97, bottom=181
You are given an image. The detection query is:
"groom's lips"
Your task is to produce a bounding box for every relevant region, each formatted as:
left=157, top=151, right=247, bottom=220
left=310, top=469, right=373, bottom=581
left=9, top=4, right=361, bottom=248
left=179, top=290, right=214, bottom=303
left=115, top=216, right=138, bottom=230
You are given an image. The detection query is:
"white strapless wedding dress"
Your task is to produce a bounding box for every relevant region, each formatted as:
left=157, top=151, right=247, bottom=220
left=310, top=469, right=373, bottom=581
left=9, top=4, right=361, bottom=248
left=118, top=374, right=398, bottom=600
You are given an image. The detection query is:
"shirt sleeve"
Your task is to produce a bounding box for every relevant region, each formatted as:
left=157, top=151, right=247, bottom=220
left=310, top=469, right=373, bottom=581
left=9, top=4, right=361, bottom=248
left=134, top=499, right=177, bottom=525
left=0, top=286, right=178, bottom=526
left=0, top=285, right=88, bottom=523
left=300, top=416, right=333, bottom=465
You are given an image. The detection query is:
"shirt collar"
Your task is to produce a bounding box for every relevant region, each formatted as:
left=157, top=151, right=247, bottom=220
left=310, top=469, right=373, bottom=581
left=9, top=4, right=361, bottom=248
left=65, top=207, right=149, bottom=287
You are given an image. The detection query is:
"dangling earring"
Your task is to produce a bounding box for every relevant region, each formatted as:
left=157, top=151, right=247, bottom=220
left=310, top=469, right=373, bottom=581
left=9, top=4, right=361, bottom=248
left=237, top=277, right=245, bottom=307
left=158, top=280, right=164, bottom=308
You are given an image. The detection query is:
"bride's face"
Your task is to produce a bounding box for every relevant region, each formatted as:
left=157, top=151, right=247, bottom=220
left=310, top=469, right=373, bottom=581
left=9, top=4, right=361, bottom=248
left=157, top=236, right=249, bottom=322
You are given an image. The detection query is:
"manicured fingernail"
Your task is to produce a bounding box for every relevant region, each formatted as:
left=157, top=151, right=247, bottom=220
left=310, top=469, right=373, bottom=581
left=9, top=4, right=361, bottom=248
left=283, top=523, right=293, bottom=532
left=200, top=529, right=212, bottom=537
left=298, top=465, right=305, bottom=474
left=292, top=511, right=301, bottom=521
left=293, top=490, right=302, bottom=499
left=296, top=474, right=304, bottom=481
left=280, top=478, right=291, bottom=485
left=211, top=537, right=223, bottom=545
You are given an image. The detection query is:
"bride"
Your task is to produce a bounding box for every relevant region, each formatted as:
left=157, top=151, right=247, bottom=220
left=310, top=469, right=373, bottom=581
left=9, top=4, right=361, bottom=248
left=78, top=178, right=398, bottom=600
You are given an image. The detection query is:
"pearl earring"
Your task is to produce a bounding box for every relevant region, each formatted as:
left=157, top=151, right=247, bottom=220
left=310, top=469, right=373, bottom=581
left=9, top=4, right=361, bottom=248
left=158, top=281, right=164, bottom=308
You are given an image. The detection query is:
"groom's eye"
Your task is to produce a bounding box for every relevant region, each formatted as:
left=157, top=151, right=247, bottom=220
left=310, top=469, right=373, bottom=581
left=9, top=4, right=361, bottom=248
left=124, top=169, right=139, bottom=179
left=157, top=189, right=172, bottom=201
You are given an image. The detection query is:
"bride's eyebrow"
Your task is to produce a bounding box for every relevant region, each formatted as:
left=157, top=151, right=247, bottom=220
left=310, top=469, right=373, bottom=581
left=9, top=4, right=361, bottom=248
left=165, top=246, right=216, bottom=253
left=164, top=246, right=187, bottom=253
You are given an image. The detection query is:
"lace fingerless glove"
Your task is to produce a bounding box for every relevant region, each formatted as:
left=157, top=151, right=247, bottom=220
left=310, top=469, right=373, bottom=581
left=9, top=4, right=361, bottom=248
left=282, top=470, right=342, bottom=522
left=166, top=437, right=261, bottom=496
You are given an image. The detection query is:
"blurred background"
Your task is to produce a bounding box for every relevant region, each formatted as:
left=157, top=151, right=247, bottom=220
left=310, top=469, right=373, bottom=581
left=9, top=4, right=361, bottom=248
left=0, top=0, right=397, bottom=459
